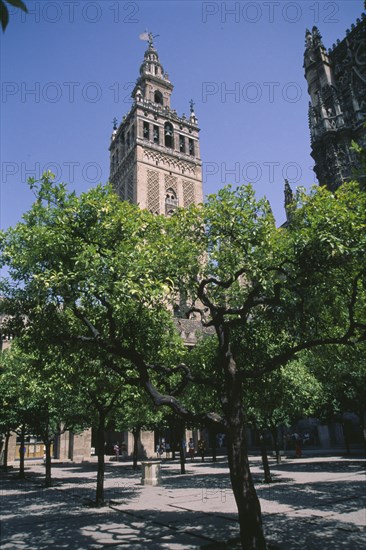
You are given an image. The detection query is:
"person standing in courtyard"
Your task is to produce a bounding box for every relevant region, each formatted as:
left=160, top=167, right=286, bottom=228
left=198, top=438, right=206, bottom=462
left=113, top=442, right=120, bottom=461
left=294, top=433, right=302, bottom=458
left=188, top=438, right=195, bottom=461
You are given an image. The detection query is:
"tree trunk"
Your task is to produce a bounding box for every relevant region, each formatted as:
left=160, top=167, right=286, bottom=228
left=342, top=419, right=351, bottom=455
left=179, top=444, right=186, bottom=474
left=358, top=405, right=366, bottom=456
left=221, top=344, right=267, bottom=549
left=211, top=428, right=217, bottom=462
left=259, top=434, right=272, bottom=484
left=18, top=426, right=26, bottom=479
left=170, top=427, right=176, bottom=460
left=270, top=425, right=281, bottom=464
left=227, top=418, right=267, bottom=549
left=132, top=427, right=140, bottom=471
left=170, top=418, right=178, bottom=460
left=227, top=428, right=267, bottom=549
left=44, top=441, right=52, bottom=487
left=2, top=430, right=11, bottom=470
left=95, top=413, right=106, bottom=506
left=0, top=435, right=3, bottom=463
left=179, top=423, right=186, bottom=474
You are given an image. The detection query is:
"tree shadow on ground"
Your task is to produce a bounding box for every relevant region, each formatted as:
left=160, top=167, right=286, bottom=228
left=0, top=462, right=142, bottom=498
left=256, top=478, right=365, bottom=514
left=3, top=491, right=363, bottom=550
left=262, top=511, right=365, bottom=549
left=270, top=458, right=365, bottom=475
left=2, top=482, right=243, bottom=550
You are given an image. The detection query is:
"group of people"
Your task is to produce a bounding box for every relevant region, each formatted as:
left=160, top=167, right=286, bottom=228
left=113, top=437, right=209, bottom=462
left=186, top=437, right=207, bottom=462
left=155, top=437, right=207, bottom=462
left=155, top=441, right=171, bottom=459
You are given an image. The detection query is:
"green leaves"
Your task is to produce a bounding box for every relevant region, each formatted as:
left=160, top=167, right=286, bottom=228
left=246, top=360, right=324, bottom=429
left=1, top=175, right=193, bottom=376
left=0, top=0, right=27, bottom=31
left=0, top=342, right=88, bottom=443
left=1, top=173, right=365, bottom=442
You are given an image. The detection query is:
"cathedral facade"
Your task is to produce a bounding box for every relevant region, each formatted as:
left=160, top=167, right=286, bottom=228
left=304, top=14, right=366, bottom=190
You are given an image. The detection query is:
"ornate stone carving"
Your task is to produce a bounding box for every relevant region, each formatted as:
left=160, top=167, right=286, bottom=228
left=183, top=181, right=195, bottom=207
left=164, top=173, right=178, bottom=193
left=143, top=149, right=196, bottom=174
left=304, top=15, right=366, bottom=189
left=147, top=169, right=160, bottom=214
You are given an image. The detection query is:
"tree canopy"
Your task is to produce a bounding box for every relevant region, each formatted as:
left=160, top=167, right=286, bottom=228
left=1, top=174, right=365, bottom=549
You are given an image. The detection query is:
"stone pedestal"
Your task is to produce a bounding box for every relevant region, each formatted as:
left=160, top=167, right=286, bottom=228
left=141, top=461, right=161, bottom=486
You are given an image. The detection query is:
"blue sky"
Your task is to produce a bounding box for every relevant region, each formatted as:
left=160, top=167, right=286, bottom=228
left=0, top=0, right=363, bottom=230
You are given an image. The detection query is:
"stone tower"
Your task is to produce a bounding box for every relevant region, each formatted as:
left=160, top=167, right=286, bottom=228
left=109, top=34, right=203, bottom=212
left=304, top=15, right=366, bottom=190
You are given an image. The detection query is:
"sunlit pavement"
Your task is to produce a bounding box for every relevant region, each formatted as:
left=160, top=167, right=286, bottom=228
left=1, top=452, right=365, bottom=549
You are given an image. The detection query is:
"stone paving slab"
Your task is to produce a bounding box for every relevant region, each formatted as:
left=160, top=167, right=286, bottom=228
left=1, top=454, right=365, bottom=549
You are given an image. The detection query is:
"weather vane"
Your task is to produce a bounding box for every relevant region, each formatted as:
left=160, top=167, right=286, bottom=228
left=112, top=117, right=118, bottom=130
left=189, top=99, right=195, bottom=113
left=139, top=30, right=160, bottom=47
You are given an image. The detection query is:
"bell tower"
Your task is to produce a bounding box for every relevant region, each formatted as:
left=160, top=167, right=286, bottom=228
left=109, top=33, right=203, bottom=213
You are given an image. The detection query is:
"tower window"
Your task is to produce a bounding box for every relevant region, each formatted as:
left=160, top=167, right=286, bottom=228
left=165, top=188, right=178, bottom=215
left=154, top=90, right=163, bottom=105
left=143, top=121, right=150, bottom=140
left=153, top=125, right=159, bottom=144
left=165, top=188, right=177, bottom=204
left=189, top=138, right=194, bottom=156
left=179, top=135, right=186, bottom=153
left=164, top=122, right=174, bottom=148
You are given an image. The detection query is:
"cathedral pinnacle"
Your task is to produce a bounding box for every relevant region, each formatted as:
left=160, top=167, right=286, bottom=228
left=311, top=26, right=324, bottom=47
left=304, top=26, right=325, bottom=50
left=305, top=28, right=312, bottom=48
left=284, top=180, right=294, bottom=207
left=284, top=180, right=295, bottom=223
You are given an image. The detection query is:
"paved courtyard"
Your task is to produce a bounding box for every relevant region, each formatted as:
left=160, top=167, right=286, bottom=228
left=1, top=453, right=365, bottom=549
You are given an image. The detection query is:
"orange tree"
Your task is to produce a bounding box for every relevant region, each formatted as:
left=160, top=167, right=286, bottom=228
left=1, top=175, right=365, bottom=549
